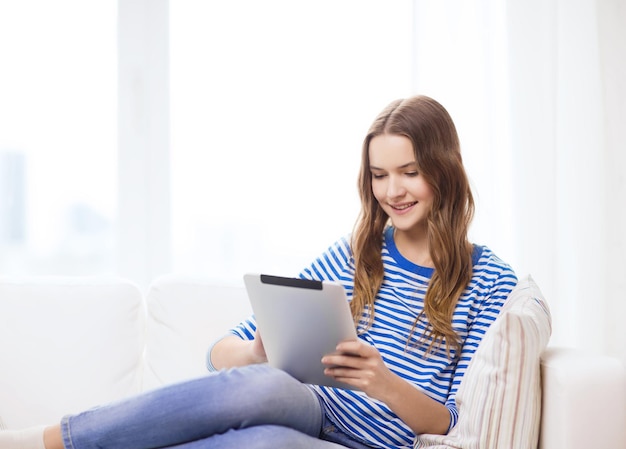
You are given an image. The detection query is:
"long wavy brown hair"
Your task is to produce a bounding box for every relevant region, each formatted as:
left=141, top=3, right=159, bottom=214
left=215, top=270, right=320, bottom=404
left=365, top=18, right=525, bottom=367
left=351, top=95, right=475, bottom=356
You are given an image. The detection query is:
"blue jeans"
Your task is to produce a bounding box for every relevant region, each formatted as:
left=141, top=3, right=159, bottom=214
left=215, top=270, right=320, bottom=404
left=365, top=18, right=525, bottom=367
left=61, top=364, right=376, bottom=449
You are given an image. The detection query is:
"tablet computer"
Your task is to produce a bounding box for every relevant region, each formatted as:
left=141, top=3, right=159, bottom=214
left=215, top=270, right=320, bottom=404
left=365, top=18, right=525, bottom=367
left=243, top=273, right=359, bottom=389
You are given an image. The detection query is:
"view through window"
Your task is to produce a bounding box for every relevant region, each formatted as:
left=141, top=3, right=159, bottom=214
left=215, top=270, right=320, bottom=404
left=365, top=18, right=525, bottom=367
left=0, top=1, right=117, bottom=277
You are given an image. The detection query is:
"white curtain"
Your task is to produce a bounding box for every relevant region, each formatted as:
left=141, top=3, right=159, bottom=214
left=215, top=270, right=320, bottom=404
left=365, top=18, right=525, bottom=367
left=413, top=0, right=626, bottom=362
left=507, top=0, right=626, bottom=362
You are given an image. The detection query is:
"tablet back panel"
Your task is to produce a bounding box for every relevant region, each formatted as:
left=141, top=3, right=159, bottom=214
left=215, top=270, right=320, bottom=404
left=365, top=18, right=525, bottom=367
left=243, top=273, right=358, bottom=389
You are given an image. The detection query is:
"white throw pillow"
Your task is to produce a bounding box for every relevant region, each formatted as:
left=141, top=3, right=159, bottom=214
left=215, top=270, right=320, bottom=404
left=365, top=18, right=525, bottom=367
left=416, top=275, right=552, bottom=449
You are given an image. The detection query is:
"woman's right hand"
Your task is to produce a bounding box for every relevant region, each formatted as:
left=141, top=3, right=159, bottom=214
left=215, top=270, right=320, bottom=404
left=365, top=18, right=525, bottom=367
left=210, top=332, right=267, bottom=369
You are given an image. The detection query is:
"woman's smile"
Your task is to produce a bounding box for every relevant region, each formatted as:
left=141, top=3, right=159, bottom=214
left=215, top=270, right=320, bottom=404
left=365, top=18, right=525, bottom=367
left=388, top=201, right=417, bottom=212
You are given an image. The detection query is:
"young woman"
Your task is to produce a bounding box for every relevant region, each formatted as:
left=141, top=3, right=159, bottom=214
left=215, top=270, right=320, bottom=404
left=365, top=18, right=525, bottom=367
left=1, top=95, right=516, bottom=449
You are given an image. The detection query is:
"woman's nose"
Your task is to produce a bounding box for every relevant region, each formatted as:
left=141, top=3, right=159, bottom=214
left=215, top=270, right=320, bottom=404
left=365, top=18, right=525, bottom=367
left=387, top=176, right=405, bottom=198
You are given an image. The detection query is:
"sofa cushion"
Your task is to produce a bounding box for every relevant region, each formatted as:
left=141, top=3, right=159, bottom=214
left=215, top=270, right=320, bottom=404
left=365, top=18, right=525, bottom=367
left=143, top=274, right=251, bottom=390
left=0, top=275, right=145, bottom=428
left=416, top=274, right=552, bottom=449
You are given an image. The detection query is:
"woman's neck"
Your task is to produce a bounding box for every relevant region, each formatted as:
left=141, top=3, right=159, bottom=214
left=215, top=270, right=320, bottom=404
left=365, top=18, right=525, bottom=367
left=393, top=227, right=433, bottom=268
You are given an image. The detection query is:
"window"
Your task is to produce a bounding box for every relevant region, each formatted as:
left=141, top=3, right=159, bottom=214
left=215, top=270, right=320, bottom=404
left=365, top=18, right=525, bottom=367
left=0, top=1, right=117, bottom=276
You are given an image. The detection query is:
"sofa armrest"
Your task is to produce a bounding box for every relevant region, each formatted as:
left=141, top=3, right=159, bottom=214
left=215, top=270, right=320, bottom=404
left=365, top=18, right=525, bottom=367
left=539, top=346, right=625, bottom=449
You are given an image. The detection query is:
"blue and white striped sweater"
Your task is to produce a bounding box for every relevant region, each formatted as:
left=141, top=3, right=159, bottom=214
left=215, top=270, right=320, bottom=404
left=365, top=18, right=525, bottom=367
left=230, top=226, right=517, bottom=448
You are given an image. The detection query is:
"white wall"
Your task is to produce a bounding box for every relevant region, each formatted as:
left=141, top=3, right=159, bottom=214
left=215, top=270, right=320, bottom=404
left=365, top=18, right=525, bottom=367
left=597, top=0, right=626, bottom=363
left=117, top=0, right=171, bottom=291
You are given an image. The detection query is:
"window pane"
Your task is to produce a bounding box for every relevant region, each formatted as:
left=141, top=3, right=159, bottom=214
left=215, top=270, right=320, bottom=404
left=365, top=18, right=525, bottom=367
left=170, top=1, right=414, bottom=282
left=0, top=1, right=117, bottom=275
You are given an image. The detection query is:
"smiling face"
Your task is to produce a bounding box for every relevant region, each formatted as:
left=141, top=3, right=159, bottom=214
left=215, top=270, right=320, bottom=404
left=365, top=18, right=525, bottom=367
left=369, top=133, right=434, bottom=240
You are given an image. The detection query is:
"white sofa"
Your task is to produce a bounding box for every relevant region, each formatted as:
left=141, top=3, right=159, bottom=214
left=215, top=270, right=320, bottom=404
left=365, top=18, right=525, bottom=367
left=0, top=274, right=624, bottom=448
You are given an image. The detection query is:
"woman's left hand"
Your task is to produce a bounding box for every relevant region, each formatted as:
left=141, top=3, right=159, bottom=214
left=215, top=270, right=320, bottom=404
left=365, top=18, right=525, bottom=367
left=321, top=339, right=396, bottom=401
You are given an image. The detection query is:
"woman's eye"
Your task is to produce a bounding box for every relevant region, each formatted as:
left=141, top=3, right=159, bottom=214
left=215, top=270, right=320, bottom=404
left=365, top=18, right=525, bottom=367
left=372, top=173, right=386, bottom=179
left=405, top=171, right=418, bottom=177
